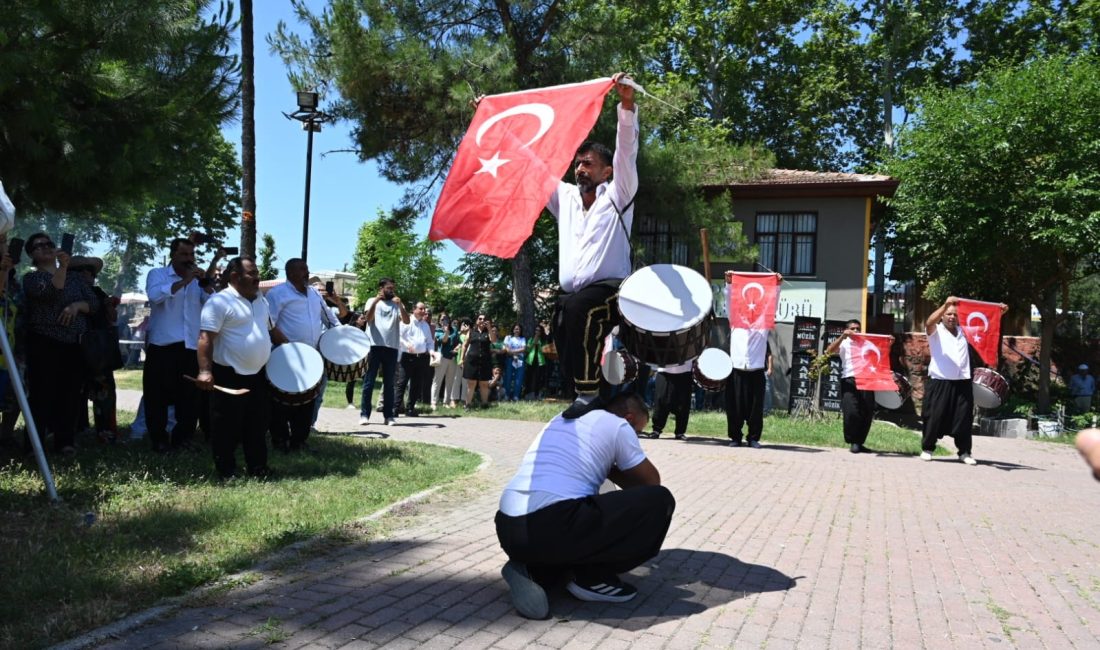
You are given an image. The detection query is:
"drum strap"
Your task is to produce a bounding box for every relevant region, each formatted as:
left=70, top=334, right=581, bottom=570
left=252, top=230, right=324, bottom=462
left=610, top=194, right=637, bottom=268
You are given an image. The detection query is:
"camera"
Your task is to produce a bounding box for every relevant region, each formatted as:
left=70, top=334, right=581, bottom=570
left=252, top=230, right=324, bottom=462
left=325, top=280, right=335, bottom=295
left=222, top=246, right=239, bottom=256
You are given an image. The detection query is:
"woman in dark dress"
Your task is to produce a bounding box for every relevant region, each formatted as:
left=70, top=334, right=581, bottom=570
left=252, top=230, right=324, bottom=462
left=22, top=233, right=98, bottom=454
left=462, top=314, right=497, bottom=408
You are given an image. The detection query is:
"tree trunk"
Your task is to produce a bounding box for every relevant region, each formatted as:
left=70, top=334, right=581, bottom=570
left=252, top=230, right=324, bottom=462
left=239, top=0, right=257, bottom=258
left=512, top=242, right=537, bottom=337
left=1036, top=289, right=1057, bottom=414
left=112, top=232, right=137, bottom=297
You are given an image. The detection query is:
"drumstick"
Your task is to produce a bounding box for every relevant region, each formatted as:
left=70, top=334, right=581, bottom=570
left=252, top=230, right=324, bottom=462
left=183, top=375, right=251, bottom=395
left=700, top=228, right=712, bottom=281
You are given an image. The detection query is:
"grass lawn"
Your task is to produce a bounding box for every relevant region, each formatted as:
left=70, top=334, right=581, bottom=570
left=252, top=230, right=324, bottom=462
left=0, top=410, right=480, bottom=649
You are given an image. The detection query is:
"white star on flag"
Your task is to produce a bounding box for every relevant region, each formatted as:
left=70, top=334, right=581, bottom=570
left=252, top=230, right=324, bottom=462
left=475, top=151, right=510, bottom=178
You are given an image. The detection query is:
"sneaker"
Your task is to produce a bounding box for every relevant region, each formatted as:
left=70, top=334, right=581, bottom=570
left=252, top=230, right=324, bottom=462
left=749, top=440, right=762, bottom=449
left=563, top=394, right=603, bottom=420
left=501, top=561, right=549, bottom=620
left=729, top=440, right=743, bottom=447
left=960, top=453, right=977, bottom=465
left=358, top=416, right=369, bottom=426
left=384, top=418, right=396, bottom=426
left=647, top=431, right=662, bottom=439
left=567, top=575, right=638, bottom=603
left=919, top=451, right=933, bottom=461
left=345, top=404, right=357, bottom=410
left=406, top=408, right=419, bottom=417
left=850, top=443, right=861, bottom=454
left=674, top=433, right=686, bottom=440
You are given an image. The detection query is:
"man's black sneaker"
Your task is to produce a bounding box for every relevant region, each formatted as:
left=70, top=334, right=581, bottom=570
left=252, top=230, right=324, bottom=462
left=566, top=575, right=638, bottom=603
left=501, top=560, right=549, bottom=619
left=562, top=395, right=603, bottom=420
left=674, top=433, right=686, bottom=440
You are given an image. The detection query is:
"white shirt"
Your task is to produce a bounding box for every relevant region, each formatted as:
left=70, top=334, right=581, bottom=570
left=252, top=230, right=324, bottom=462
left=200, top=285, right=272, bottom=376
left=499, top=411, right=647, bottom=517
left=658, top=360, right=693, bottom=374
left=145, top=265, right=208, bottom=349
left=928, top=323, right=971, bottom=381
left=267, top=282, right=335, bottom=347
left=547, top=104, right=639, bottom=292
left=400, top=317, right=434, bottom=354
left=730, top=328, right=768, bottom=371
left=839, top=338, right=856, bottom=379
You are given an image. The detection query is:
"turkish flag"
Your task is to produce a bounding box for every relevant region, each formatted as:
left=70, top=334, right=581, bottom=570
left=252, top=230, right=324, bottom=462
left=848, top=334, right=896, bottom=391
left=957, top=298, right=1002, bottom=367
left=727, top=272, right=780, bottom=329
left=429, top=78, right=616, bottom=258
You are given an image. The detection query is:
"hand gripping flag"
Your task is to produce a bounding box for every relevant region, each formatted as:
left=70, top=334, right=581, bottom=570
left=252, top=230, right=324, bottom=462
left=429, top=78, right=616, bottom=258
left=957, top=298, right=1002, bottom=367
left=848, top=333, right=896, bottom=391
left=727, top=272, right=780, bottom=329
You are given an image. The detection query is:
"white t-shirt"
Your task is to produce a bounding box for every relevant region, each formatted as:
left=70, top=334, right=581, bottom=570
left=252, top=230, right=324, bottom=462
left=730, top=328, right=768, bottom=370
left=839, top=338, right=856, bottom=379
left=498, top=411, right=648, bottom=517
left=928, top=323, right=971, bottom=381
left=200, top=285, right=272, bottom=376
left=366, top=297, right=402, bottom=349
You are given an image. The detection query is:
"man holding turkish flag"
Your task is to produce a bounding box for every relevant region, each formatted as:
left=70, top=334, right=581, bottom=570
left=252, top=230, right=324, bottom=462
left=727, top=272, right=780, bottom=330
left=956, top=298, right=1004, bottom=367
left=723, top=270, right=781, bottom=448
left=824, top=321, right=895, bottom=453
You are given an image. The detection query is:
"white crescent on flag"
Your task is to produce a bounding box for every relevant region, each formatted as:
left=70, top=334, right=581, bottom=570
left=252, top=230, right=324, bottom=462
left=966, top=311, right=989, bottom=332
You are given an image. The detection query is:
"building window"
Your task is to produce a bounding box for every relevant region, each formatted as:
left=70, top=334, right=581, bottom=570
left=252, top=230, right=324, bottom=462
left=635, top=213, right=689, bottom=266
left=755, top=212, right=817, bottom=276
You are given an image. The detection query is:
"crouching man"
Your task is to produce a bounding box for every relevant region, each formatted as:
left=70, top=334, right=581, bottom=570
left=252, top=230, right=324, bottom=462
left=494, top=393, right=675, bottom=619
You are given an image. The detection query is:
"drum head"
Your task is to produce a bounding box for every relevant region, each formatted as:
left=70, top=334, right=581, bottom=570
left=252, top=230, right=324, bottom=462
left=696, top=348, right=733, bottom=381
left=973, top=384, right=1003, bottom=409
left=603, top=351, right=637, bottom=386
left=267, top=342, right=324, bottom=393
left=320, top=325, right=371, bottom=365
left=874, top=390, right=905, bottom=410
left=618, top=264, right=713, bottom=333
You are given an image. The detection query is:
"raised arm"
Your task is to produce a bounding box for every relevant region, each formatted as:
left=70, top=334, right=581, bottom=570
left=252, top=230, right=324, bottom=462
left=925, top=297, right=958, bottom=335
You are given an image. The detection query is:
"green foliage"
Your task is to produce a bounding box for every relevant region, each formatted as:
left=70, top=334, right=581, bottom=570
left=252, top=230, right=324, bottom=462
left=0, top=0, right=240, bottom=213
left=350, top=209, right=446, bottom=307
left=257, top=233, right=279, bottom=281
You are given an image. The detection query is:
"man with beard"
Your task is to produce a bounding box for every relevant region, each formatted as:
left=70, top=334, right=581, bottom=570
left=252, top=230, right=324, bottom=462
left=359, top=277, right=410, bottom=426
left=547, top=72, right=638, bottom=419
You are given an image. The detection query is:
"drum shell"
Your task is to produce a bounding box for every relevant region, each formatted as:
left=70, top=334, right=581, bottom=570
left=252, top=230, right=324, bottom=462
left=318, top=326, right=371, bottom=383
left=616, top=264, right=712, bottom=367
left=874, top=372, right=912, bottom=410
left=619, top=324, right=709, bottom=368
left=602, top=350, right=640, bottom=386
left=972, top=367, right=1009, bottom=409
left=324, top=357, right=367, bottom=383
left=692, top=348, right=733, bottom=392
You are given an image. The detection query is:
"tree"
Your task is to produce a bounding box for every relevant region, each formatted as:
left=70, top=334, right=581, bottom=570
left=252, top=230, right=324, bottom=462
left=350, top=209, right=445, bottom=308
left=257, top=233, right=279, bottom=280
left=0, top=1, right=240, bottom=213
left=240, top=0, right=258, bottom=258
left=884, top=55, right=1100, bottom=413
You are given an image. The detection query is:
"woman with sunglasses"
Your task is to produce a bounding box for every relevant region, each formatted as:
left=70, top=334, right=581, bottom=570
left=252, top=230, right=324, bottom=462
left=22, top=232, right=98, bottom=455
left=461, top=314, right=497, bottom=408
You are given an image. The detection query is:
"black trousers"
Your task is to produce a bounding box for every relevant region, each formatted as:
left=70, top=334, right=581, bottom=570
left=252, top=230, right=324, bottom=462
left=553, top=281, right=620, bottom=396
left=210, top=363, right=270, bottom=478
left=495, top=485, right=675, bottom=584
left=840, top=378, right=875, bottom=445
left=142, top=342, right=199, bottom=449
left=270, top=399, right=312, bottom=451
left=921, top=377, right=973, bottom=455
left=653, top=371, right=693, bottom=435
left=725, top=368, right=765, bottom=443
left=397, top=352, right=431, bottom=412
left=26, top=332, right=84, bottom=451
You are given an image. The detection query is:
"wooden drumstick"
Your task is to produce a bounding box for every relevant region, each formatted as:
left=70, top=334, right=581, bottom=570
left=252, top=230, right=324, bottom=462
left=183, top=375, right=251, bottom=395
left=700, top=228, right=712, bottom=281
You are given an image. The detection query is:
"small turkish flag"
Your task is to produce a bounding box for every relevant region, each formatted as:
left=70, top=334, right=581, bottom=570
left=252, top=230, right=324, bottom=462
left=957, top=298, right=1002, bottom=367
left=727, top=272, right=780, bottom=329
left=429, top=78, right=616, bottom=258
left=848, top=333, right=895, bottom=391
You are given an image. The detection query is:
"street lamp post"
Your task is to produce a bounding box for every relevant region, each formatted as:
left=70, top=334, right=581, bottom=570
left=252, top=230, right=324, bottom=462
left=285, top=91, right=331, bottom=262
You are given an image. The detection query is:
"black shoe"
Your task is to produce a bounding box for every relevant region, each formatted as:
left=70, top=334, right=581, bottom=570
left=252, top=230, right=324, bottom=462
left=563, top=395, right=603, bottom=420
left=406, top=408, right=419, bottom=417
left=674, top=433, right=686, bottom=440
left=728, top=440, right=743, bottom=447
left=567, top=575, right=638, bottom=603
left=501, top=560, right=549, bottom=619
left=646, top=431, right=662, bottom=439
left=850, top=443, right=861, bottom=454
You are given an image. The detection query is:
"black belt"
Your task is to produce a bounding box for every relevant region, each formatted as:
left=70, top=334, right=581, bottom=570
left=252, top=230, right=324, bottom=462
left=406, top=352, right=429, bottom=357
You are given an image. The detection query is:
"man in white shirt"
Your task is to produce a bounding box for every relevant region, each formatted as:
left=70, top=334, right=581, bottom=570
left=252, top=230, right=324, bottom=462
left=143, top=238, right=220, bottom=452
left=823, top=319, right=888, bottom=454
left=359, top=277, right=410, bottom=425
left=548, top=73, right=638, bottom=419
left=196, top=257, right=273, bottom=479
left=395, top=302, right=434, bottom=416
left=726, top=328, right=771, bottom=448
left=268, top=259, right=337, bottom=451
left=494, top=393, right=675, bottom=620
left=649, top=360, right=693, bottom=440
left=921, top=296, right=1006, bottom=465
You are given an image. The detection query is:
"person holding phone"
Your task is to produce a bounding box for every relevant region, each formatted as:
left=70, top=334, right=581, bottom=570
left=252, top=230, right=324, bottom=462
left=21, top=232, right=99, bottom=455
left=143, top=238, right=224, bottom=453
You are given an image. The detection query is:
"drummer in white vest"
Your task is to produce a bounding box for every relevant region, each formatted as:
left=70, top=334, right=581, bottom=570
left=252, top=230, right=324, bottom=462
left=196, top=257, right=274, bottom=480
left=921, top=296, right=1007, bottom=465
left=547, top=73, right=637, bottom=420
left=268, top=259, right=338, bottom=452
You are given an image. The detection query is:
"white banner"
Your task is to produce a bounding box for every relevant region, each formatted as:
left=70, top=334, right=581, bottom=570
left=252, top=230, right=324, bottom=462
left=713, top=279, right=826, bottom=324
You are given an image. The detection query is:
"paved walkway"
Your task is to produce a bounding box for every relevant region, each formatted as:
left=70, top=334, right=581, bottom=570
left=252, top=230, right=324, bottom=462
left=88, top=393, right=1100, bottom=649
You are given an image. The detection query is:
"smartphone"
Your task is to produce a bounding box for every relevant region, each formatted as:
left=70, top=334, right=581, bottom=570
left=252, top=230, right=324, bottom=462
left=222, top=246, right=239, bottom=256
left=7, top=237, right=23, bottom=265
left=60, top=233, right=75, bottom=255
left=325, top=280, right=335, bottom=295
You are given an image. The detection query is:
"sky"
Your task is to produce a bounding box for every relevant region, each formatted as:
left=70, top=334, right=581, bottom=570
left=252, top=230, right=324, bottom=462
left=215, top=1, right=464, bottom=278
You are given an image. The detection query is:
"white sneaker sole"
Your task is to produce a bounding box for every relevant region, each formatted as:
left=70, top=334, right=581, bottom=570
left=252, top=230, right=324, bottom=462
left=566, top=580, right=637, bottom=603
